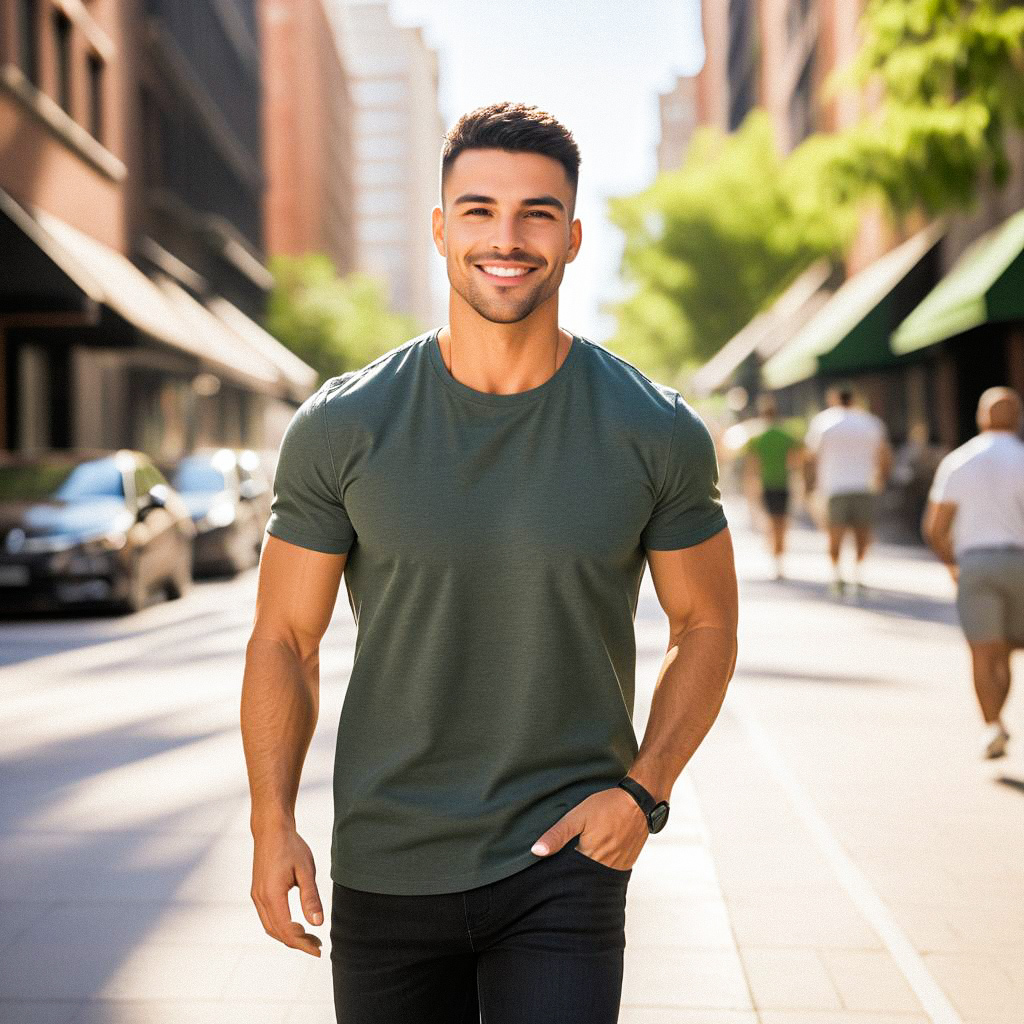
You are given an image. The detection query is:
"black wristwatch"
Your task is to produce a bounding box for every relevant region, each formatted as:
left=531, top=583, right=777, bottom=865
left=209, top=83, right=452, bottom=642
left=617, top=776, right=670, bottom=833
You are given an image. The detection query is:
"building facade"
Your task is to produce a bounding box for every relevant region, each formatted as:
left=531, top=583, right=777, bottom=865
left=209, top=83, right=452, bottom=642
left=694, top=0, right=1024, bottom=460
left=260, top=0, right=357, bottom=277
left=340, top=0, right=443, bottom=330
left=656, top=75, right=698, bottom=174
left=0, top=0, right=315, bottom=459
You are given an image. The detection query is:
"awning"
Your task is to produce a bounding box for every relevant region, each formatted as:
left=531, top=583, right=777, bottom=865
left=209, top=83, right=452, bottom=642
left=691, top=260, right=835, bottom=396
left=205, top=295, right=318, bottom=401
left=891, top=208, right=1024, bottom=354
left=0, top=188, right=313, bottom=398
left=762, top=220, right=945, bottom=389
left=150, top=273, right=282, bottom=392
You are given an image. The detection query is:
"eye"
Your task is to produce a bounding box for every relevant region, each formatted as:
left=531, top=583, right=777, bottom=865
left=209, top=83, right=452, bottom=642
left=528, top=211, right=555, bottom=218
left=465, top=208, right=490, bottom=215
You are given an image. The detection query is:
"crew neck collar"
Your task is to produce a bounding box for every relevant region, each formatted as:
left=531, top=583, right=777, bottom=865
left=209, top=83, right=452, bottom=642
left=427, top=325, right=581, bottom=406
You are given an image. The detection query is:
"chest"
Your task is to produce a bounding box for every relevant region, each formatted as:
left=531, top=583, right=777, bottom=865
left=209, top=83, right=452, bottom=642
left=342, top=406, right=658, bottom=567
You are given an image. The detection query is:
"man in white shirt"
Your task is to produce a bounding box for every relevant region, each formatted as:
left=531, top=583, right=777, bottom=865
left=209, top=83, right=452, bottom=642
left=804, top=386, right=892, bottom=597
left=924, top=387, right=1024, bottom=759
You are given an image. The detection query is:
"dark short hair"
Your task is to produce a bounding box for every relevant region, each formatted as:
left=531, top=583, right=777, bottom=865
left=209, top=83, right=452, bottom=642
left=440, top=102, right=581, bottom=214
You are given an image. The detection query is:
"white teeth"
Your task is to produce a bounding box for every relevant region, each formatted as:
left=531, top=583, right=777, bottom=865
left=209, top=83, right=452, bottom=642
left=479, top=266, right=531, bottom=277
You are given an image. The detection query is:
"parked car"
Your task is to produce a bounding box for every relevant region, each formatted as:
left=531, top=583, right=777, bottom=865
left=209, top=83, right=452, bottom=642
left=0, top=449, right=195, bottom=614
left=163, top=448, right=265, bottom=576
left=234, top=448, right=274, bottom=556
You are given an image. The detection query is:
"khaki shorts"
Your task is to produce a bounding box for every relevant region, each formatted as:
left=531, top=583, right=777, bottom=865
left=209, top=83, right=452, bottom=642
left=957, top=547, right=1024, bottom=646
left=826, top=491, right=876, bottom=529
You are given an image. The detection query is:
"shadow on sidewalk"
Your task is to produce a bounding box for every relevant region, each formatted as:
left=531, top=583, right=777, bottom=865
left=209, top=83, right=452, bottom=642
left=738, top=576, right=958, bottom=628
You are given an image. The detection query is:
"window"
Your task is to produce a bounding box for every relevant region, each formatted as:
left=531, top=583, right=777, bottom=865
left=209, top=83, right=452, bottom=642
left=16, top=0, right=40, bottom=87
left=87, top=53, right=105, bottom=141
left=53, top=10, right=73, bottom=115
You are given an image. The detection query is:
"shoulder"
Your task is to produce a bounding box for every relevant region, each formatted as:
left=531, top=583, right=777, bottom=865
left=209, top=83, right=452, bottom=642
left=316, top=329, right=435, bottom=421
left=935, top=438, right=981, bottom=481
left=573, top=336, right=706, bottom=439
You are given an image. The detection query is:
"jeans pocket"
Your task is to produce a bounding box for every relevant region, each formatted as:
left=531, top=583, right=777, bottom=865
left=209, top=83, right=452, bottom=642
left=568, top=842, right=632, bottom=877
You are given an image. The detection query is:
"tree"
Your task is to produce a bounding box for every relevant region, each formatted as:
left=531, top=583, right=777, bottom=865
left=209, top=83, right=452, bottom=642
left=606, top=111, right=850, bottom=374
left=800, top=0, right=1024, bottom=219
left=266, top=252, right=423, bottom=384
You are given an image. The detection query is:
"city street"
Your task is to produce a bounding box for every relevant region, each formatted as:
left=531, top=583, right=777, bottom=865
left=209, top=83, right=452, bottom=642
left=0, top=500, right=1021, bottom=1024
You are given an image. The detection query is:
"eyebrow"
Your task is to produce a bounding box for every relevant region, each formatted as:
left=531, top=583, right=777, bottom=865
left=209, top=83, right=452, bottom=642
left=452, top=193, right=566, bottom=214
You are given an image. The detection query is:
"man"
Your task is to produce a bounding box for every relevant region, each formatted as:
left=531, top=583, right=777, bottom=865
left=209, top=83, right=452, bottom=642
left=743, top=394, right=802, bottom=580
left=240, top=101, right=738, bottom=1024
left=923, top=386, right=1024, bottom=760
left=804, top=385, right=892, bottom=597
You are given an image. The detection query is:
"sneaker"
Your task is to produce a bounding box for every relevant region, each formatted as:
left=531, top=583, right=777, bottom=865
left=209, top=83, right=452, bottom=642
left=828, top=578, right=845, bottom=598
left=981, top=722, right=1009, bottom=759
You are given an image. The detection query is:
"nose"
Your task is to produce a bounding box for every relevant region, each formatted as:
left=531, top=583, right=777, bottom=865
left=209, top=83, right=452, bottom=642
left=488, top=212, right=528, bottom=256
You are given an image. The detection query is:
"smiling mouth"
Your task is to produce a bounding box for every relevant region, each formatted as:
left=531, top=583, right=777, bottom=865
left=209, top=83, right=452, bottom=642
left=475, top=264, right=538, bottom=285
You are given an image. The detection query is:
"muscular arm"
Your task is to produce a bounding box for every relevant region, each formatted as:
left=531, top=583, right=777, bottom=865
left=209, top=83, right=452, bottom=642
left=241, top=534, right=347, bottom=956
left=628, top=527, right=739, bottom=802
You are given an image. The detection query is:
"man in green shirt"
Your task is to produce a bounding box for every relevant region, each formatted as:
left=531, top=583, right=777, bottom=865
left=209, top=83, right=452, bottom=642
left=241, top=101, right=738, bottom=1023
left=744, top=395, right=802, bottom=580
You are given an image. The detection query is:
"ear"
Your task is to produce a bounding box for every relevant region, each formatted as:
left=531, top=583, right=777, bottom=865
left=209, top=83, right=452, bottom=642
left=565, top=217, right=582, bottom=264
left=431, top=206, right=446, bottom=258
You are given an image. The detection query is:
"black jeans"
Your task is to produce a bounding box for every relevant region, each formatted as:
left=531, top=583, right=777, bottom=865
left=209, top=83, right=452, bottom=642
left=330, top=836, right=632, bottom=1023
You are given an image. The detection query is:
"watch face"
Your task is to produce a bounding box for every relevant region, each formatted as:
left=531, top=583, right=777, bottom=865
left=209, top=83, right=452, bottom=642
left=650, top=802, right=670, bottom=833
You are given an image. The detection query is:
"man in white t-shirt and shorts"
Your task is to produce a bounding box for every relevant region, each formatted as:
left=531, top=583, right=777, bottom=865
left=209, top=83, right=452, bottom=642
left=805, top=386, right=892, bottom=597
left=924, top=386, right=1024, bottom=759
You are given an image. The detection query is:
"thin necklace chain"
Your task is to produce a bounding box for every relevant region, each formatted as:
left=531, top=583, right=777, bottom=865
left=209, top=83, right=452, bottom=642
left=450, top=330, right=559, bottom=382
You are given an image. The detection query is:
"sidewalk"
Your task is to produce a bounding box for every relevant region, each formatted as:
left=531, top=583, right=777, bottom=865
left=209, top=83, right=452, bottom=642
left=0, top=501, right=1020, bottom=1023
left=620, top=499, right=1024, bottom=1024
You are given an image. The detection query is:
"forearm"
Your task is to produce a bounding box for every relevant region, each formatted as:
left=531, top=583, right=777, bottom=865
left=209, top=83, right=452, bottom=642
left=241, top=636, right=320, bottom=833
left=628, top=625, right=737, bottom=803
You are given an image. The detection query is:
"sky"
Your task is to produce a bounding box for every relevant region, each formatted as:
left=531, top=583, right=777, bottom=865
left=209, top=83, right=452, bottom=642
left=347, top=0, right=706, bottom=342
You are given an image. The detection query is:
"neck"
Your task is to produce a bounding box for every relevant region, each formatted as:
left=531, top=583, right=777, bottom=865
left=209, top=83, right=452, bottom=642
left=439, top=323, right=570, bottom=396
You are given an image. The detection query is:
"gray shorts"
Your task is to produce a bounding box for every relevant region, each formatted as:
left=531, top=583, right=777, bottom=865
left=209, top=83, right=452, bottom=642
left=956, top=547, right=1024, bottom=646
left=826, top=491, right=876, bottom=529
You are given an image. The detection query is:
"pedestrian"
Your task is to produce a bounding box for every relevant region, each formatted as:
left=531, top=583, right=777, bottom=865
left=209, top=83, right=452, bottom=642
left=743, top=394, right=802, bottom=580
left=923, top=386, right=1024, bottom=760
left=804, top=385, right=892, bottom=597
left=240, top=101, right=739, bottom=1024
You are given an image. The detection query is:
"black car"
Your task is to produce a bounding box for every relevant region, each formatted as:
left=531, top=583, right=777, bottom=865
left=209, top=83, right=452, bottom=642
left=165, top=448, right=265, bottom=576
left=0, top=449, right=196, bottom=614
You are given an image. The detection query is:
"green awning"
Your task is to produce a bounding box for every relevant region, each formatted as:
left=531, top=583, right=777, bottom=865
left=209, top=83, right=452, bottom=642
left=891, top=208, right=1024, bottom=354
left=762, top=221, right=944, bottom=389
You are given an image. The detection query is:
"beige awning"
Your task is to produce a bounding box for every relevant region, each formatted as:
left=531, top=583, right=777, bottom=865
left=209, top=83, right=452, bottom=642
left=205, top=295, right=318, bottom=401
left=691, top=260, right=835, bottom=396
left=0, top=188, right=306, bottom=397
left=149, top=274, right=283, bottom=392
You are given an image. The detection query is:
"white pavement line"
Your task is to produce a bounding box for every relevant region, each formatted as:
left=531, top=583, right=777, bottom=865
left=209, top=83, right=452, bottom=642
left=727, top=692, right=965, bottom=1024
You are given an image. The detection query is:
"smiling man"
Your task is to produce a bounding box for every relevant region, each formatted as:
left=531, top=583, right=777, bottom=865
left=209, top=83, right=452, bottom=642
left=241, top=102, right=738, bottom=1023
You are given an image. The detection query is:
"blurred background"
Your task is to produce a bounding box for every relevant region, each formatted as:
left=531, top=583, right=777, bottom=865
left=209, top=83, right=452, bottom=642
left=1, top=2, right=1023, bottom=1022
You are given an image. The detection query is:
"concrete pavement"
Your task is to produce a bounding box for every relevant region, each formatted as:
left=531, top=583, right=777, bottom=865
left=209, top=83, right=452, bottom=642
left=0, top=499, right=1021, bottom=1023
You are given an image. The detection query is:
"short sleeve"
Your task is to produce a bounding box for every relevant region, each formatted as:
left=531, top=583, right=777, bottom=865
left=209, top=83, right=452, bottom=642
left=928, top=454, right=962, bottom=505
left=641, top=394, right=729, bottom=551
left=804, top=415, right=823, bottom=452
left=265, top=391, right=355, bottom=554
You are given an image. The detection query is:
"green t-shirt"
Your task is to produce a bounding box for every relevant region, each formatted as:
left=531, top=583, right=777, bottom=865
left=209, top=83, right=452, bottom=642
left=746, top=425, right=797, bottom=489
left=265, top=326, right=727, bottom=895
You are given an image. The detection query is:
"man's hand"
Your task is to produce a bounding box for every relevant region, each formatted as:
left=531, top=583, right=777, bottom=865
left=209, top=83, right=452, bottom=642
left=251, top=826, right=324, bottom=957
left=530, top=787, right=649, bottom=871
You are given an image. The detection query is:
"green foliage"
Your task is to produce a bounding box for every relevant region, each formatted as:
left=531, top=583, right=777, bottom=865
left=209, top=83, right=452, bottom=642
left=606, top=0, right=1024, bottom=379
left=266, top=252, right=423, bottom=384
left=606, top=111, right=849, bottom=370
left=819, top=0, right=1024, bottom=217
